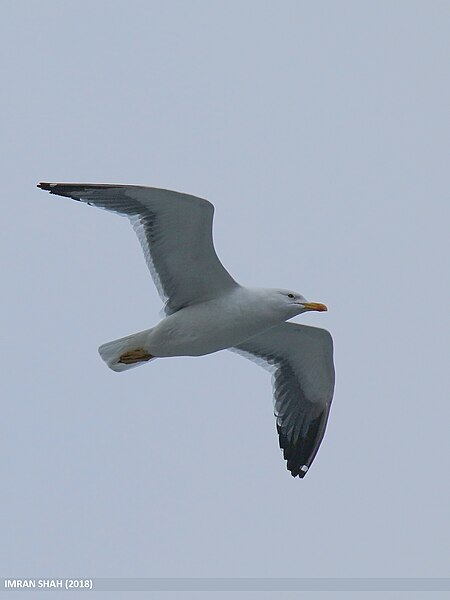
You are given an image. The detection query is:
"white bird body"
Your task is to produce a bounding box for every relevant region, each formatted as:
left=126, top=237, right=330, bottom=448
left=38, top=182, right=335, bottom=478
left=149, top=287, right=298, bottom=357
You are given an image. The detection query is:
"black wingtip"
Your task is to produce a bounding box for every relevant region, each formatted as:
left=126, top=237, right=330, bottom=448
left=288, top=465, right=309, bottom=478
left=36, top=182, right=87, bottom=198
left=37, top=182, right=51, bottom=190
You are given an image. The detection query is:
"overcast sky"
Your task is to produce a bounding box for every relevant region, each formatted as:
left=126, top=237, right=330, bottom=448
left=1, top=1, right=449, bottom=599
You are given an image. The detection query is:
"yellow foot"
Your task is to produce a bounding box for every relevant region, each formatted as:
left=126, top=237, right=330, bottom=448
left=118, top=348, right=154, bottom=365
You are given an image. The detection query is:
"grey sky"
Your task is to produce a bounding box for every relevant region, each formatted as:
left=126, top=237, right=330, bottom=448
left=1, top=1, right=449, bottom=598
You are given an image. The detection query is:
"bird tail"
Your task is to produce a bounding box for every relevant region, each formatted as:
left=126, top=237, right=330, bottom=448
left=98, top=328, right=155, bottom=372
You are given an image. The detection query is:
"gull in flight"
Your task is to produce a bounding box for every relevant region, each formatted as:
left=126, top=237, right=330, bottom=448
left=38, top=183, right=335, bottom=478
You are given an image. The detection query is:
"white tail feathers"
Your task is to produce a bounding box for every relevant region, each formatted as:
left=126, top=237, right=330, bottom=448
left=98, top=328, right=155, bottom=372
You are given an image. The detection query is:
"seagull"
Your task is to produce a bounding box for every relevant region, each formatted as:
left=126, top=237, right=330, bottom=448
left=38, top=182, right=335, bottom=478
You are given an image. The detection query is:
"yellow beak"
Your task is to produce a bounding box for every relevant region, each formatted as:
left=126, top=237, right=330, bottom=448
left=302, top=302, right=328, bottom=312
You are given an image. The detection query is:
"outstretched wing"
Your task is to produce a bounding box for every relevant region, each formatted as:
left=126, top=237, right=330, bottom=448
left=38, top=183, right=238, bottom=314
left=232, top=323, right=335, bottom=478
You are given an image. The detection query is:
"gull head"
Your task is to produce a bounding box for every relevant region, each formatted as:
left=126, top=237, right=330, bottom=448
left=269, top=289, right=328, bottom=319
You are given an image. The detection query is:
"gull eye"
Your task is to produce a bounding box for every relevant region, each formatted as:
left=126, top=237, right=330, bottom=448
left=287, top=293, right=294, bottom=299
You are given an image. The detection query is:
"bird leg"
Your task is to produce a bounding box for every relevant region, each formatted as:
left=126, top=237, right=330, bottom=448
left=118, top=348, right=154, bottom=364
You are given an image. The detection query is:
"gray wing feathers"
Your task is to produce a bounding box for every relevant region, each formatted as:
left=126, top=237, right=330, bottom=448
left=232, top=323, right=334, bottom=478
left=38, top=183, right=237, bottom=314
